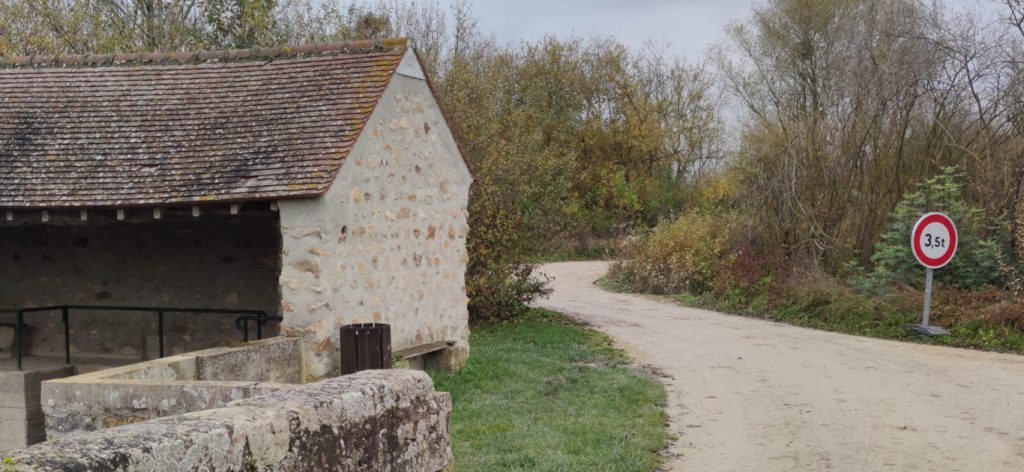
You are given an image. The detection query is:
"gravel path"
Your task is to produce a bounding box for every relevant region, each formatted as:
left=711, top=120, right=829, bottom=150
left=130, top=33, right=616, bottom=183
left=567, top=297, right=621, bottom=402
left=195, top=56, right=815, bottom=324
left=533, top=261, right=1024, bottom=472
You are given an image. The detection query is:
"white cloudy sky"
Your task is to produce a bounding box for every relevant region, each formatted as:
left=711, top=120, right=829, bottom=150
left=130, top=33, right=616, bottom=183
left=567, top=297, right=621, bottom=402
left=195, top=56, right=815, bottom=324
left=461, top=0, right=757, bottom=62
left=432, top=0, right=1005, bottom=62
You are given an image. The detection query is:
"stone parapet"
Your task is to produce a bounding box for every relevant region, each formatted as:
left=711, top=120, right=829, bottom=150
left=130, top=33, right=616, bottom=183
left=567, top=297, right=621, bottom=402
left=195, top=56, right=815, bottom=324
left=6, top=370, right=452, bottom=472
left=41, top=337, right=302, bottom=439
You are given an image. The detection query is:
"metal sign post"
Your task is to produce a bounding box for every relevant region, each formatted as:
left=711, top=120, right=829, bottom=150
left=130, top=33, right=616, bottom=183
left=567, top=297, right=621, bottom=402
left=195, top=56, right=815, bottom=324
left=921, top=268, right=934, bottom=328
left=906, top=212, right=957, bottom=337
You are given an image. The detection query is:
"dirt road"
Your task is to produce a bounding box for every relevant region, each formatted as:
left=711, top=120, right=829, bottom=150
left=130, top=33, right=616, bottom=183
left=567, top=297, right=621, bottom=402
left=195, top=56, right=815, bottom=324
left=534, top=261, right=1024, bottom=472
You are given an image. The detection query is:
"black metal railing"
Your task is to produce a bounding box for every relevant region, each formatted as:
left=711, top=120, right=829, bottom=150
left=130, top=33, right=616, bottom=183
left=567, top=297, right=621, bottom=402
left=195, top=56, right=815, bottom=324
left=0, top=305, right=283, bottom=370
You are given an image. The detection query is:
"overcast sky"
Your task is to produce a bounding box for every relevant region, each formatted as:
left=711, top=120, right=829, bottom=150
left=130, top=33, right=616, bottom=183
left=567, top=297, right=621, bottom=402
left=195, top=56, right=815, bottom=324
left=432, top=0, right=1004, bottom=63
left=463, top=0, right=756, bottom=62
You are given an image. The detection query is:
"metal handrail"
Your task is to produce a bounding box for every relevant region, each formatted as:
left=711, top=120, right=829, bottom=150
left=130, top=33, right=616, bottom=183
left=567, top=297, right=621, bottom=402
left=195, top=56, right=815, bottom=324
left=234, top=314, right=285, bottom=342
left=0, top=305, right=282, bottom=370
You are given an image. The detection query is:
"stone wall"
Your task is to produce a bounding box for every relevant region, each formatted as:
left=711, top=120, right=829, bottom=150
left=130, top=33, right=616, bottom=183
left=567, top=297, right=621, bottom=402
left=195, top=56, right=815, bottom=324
left=279, top=49, right=472, bottom=380
left=0, top=214, right=281, bottom=359
left=41, top=337, right=301, bottom=440
left=6, top=370, right=452, bottom=472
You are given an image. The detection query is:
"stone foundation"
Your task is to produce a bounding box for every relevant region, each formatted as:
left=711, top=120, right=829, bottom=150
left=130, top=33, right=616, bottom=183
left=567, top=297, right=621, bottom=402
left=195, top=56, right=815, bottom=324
left=6, top=370, right=452, bottom=472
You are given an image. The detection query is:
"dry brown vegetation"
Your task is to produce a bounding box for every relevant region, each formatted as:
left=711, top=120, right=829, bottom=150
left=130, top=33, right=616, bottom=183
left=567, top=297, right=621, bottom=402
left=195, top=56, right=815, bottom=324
left=717, top=0, right=1024, bottom=271
left=606, top=1, right=1024, bottom=352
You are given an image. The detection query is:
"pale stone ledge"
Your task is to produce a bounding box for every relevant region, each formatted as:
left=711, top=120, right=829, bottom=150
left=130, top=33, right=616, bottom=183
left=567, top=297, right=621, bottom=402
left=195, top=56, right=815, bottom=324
left=41, top=336, right=303, bottom=440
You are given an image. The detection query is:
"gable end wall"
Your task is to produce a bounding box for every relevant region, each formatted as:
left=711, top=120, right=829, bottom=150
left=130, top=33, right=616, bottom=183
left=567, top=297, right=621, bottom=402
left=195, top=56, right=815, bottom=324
left=278, top=55, right=471, bottom=380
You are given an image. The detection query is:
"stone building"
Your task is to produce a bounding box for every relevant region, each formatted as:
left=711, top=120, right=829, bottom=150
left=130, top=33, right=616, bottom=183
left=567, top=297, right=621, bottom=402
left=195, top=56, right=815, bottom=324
left=0, top=38, right=472, bottom=381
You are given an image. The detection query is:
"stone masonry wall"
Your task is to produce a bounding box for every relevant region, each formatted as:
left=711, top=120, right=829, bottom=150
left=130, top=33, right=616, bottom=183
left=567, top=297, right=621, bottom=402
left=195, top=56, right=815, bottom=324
left=0, top=215, right=281, bottom=359
left=7, top=370, right=452, bottom=472
left=279, top=50, right=472, bottom=380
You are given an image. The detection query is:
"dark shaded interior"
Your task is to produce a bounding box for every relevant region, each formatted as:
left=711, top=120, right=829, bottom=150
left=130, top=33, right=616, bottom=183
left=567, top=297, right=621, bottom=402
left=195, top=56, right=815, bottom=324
left=0, top=208, right=282, bottom=360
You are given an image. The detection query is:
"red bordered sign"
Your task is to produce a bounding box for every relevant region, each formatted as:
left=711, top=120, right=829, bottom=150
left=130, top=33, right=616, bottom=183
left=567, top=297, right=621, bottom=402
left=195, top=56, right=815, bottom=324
left=911, top=212, right=958, bottom=269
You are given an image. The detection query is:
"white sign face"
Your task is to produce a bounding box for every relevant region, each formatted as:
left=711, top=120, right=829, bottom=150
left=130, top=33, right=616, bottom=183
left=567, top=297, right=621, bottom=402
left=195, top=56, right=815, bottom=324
left=917, top=221, right=951, bottom=260
left=911, top=212, right=958, bottom=269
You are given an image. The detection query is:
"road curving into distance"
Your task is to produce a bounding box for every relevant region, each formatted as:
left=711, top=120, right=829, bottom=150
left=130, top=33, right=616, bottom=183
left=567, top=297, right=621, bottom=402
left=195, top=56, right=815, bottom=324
left=534, top=261, right=1024, bottom=472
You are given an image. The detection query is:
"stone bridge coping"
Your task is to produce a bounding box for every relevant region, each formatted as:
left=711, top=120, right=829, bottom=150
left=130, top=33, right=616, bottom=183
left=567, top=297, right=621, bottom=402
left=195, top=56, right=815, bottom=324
left=7, top=370, right=454, bottom=471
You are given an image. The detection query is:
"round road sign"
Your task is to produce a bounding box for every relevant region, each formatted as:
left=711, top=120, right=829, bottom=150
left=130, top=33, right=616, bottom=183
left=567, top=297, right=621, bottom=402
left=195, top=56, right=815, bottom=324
left=911, top=212, right=958, bottom=269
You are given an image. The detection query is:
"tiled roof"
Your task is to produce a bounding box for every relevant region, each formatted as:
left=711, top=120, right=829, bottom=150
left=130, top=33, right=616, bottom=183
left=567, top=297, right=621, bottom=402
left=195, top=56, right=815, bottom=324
left=0, top=39, right=409, bottom=209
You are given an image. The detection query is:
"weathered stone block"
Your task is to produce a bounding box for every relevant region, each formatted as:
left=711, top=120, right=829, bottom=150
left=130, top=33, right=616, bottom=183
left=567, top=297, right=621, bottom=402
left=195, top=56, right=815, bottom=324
left=0, top=366, right=72, bottom=450
left=0, top=367, right=75, bottom=409
left=0, top=406, right=41, bottom=424
left=8, top=370, right=453, bottom=472
left=0, top=437, right=30, bottom=452
left=424, top=342, right=469, bottom=372
left=193, top=337, right=302, bottom=383
left=0, top=405, right=47, bottom=452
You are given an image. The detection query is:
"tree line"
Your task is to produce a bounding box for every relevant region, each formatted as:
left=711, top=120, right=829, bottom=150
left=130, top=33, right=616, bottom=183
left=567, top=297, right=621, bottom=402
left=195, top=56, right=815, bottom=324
left=718, top=0, right=1024, bottom=278
left=10, top=0, right=1022, bottom=320
left=610, top=0, right=1024, bottom=350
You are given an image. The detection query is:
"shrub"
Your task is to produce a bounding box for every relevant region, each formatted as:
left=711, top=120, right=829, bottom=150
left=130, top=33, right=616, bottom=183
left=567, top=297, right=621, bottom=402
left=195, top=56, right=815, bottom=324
left=465, top=165, right=560, bottom=322
left=934, top=287, right=1024, bottom=331
left=868, top=167, right=1002, bottom=289
left=995, top=214, right=1024, bottom=296
left=466, top=263, right=552, bottom=323
left=610, top=211, right=738, bottom=294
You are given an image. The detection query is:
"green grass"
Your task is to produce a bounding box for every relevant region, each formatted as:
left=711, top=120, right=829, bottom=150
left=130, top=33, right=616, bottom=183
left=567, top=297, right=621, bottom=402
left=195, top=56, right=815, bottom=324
left=528, top=247, right=610, bottom=264
left=659, top=280, right=1024, bottom=354
left=666, top=282, right=920, bottom=341
left=601, top=260, right=1024, bottom=353
left=594, top=273, right=631, bottom=293
left=430, top=309, right=668, bottom=471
